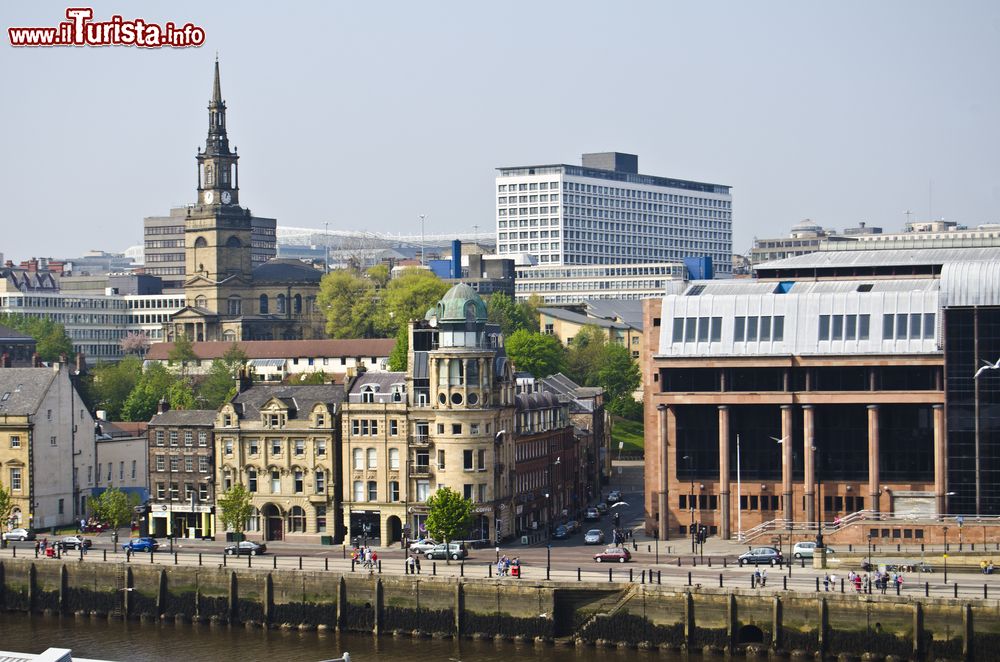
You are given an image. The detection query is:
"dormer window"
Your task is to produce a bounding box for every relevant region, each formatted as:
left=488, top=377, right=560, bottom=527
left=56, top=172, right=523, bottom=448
left=315, top=413, right=326, bottom=427
left=263, top=412, right=284, bottom=428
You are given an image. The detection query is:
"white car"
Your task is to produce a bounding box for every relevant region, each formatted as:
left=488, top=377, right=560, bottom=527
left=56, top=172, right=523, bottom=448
left=408, top=538, right=438, bottom=554
left=792, top=541, right=836, bottom=559
left=3, top=528, right=34, bottom=542
left=584, top=529, right=605, bottom=545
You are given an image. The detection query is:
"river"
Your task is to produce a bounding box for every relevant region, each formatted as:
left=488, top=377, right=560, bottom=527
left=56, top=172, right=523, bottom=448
left=0, top=612, right=690, bottom=662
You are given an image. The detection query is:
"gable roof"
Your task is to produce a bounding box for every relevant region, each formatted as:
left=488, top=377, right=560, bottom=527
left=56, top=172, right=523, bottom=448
left=0, top=325, right=36, bottom=343
left=146, top=338, right=396, bottom=361
left=583, top=299, right=644, bottom=330
left=348, top=371, right=407, bottom=395
left=232, top=384, right=345, bottom=419
left=148, top=410, right=218, bottom=427
left=0, top=367, right=58, bottom=415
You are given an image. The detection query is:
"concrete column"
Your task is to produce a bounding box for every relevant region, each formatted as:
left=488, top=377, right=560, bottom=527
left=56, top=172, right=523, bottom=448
left=726, top=593, right=737, bottom=650
left=781, top=405, right=794, bottom=523
left=772, top=595, right=783, bottom=649
left=264, top=573, right=274, bottom=627
left=962, top=603, right=973, bottom=661
left=454, top=582, right=464, bottom=635
left=933, top=404, right=946, bottom=515
left=156, top=568, right=168, bottom=617
left=227, top=571, right=237, bottom=622
left=683, top=591, right=694, bottom=646
left=657, top=404, right=669, bottom=540
left=913, top=602, right=924, bottom=658
left=59, top=565, right=68, bottom=615
left=867, top=405, right=880, bottom=514
left=374, top=578, right=384, bottom=635
left=718, top=406, right=731, bottom=539
left=803, top=405, right=816, bottom=524
left=336, top=576, right=347, bottom=630
left=817, top=597, right=828, bottom=656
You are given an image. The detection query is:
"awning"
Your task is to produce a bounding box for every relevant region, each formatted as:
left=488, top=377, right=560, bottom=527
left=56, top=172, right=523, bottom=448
left=248, top=358, right=286, bottom=368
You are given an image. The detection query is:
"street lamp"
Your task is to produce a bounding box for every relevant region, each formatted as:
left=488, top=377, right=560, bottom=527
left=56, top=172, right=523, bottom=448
left=683, top=455, right=695, bottom=553
left=419, top=214, right=426, bottom=266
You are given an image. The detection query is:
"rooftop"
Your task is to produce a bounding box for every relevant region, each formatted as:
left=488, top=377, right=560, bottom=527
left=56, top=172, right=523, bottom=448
left=755, top=246, right=1000, bottom=271
left=146, top=338, right=396, bottom=362
left=0, top=367, right=58, bottom=416
left=538, top=307, right=632, bottom=330
left=232, top=384, right=345, bottom=419
left=148, top=410, right=218, bottom=427
left=0, top=325, right=34, bottom=343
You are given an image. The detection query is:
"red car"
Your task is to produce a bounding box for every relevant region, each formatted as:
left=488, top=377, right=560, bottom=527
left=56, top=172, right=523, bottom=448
left=593, top=547, right=631, bottom=563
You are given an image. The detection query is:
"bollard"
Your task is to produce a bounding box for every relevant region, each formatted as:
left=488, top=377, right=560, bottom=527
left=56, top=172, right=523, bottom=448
left=724, top=557, right=727, bottom=568
left=816, top=577, right=820, bottom=592
left=223, top=553, right=227, bottom=567
left=693, top=556, right=697, bottom=567
left=783, top=576, right=787, bottom=590
left=609, top=567, right=613, bottom=582
left=641, top=570, right=646, bottom=584
left=199, top=553, right=202, bottom=567
left=299, top=556, right=303, bottom=570
left=325, top=557, right=329, bottom=571
left=954, top=583, right=958, bottom=598
left=849, top=544, right=853, bottom=552
left=351, top=559, right=355, bottom=572
left=103, top=550, right=107, bottom=562
left=174, top=552, right=178, bottom=565
left=379, top=559, right=383, bottom=574
left=545, top=565, right=549, bottom=581
left=488, top=564, right=493, bottom=578
left=688, top=571, right=692, bottom=586
left=678, top=557, right=682, bottom=567
left=342, top=545, right=346, bottom=559
left=921, top=543, right=925, bottom=552
left=708, top=557, right=712, bottom=567
left=150, top=551, right=154, bottom=564
left=433, top=562, right=437, bottom=576
left=35, top=545, right=38, bottom=559
left=578, top=567, right=582, bottom=582
left=629, top=568, right=634, bottom=582
left=985, top=585, right=989, bottom=599
left=274, top=555, right=277, bottom=569
left=658, top=570, right=662, bottom=584
left=801, top=557, right=805, bottom=568
left=12, top=545, right=15, bottom=559
left=248, top=554, right=252, bottom=568
left=840, top=578, right=844, bottom=593
left=925, top=582, right=929, bottom=597
left=719, top=573, right=723, bottom=588
left=647, top=544, right=651, bottom=553
left=751, top=575, right=756, bottom=589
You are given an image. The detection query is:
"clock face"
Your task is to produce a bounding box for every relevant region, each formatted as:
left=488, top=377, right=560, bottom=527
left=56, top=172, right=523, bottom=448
left=204, top=191, right=215, bottom=204
left=221, top=190, right=232, bottom=204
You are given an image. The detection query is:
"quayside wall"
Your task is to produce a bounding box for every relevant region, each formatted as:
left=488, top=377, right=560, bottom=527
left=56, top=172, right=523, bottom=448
left=1, top=559, right=998, bottom=661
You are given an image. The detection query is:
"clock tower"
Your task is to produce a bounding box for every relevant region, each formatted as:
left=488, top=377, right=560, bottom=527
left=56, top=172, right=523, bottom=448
left=196, top=57, right=239, bottom=207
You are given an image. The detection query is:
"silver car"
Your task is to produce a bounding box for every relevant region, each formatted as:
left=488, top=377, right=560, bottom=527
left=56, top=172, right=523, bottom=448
left=584, top=529, right=605, bottom=545
left=408, top=538, right=438, bottom=554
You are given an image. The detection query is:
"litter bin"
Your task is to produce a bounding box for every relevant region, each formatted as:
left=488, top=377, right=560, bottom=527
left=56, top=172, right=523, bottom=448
left=321, top=535, right=333, bottom=546
left=511, top=565, right=520, bottom=578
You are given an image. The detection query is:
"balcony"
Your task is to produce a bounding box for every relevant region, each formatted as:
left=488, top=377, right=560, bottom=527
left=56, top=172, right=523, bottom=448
left=411, top=434, right=430, bottom=446
left=410, top=462, right=432, bottom=477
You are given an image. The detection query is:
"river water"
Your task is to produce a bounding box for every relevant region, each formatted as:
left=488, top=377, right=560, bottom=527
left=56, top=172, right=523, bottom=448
left=0, top=612, right=690, bottom=662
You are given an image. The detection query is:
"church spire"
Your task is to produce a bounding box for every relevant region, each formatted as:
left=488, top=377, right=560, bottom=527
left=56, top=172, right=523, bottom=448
left=212, top=55, right=223, bottom=106
left=197, top=58, right=239, bottom=207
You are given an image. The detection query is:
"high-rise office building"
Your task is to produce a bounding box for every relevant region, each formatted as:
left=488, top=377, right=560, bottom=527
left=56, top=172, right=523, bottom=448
left=495, top=152, right=732, bottom=275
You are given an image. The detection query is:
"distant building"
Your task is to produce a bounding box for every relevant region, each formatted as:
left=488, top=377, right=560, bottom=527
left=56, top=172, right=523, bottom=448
left=514, top=262, right=686, bottom=305
left=144, top=338, right=396, bottom=381
left=749, top=219, right=864, bottom=265
left=0, top=365, right=97, bottom=530
left=496, top=152, right=732, bottom=275
left=0, top=325, right=36, bottom=368
left=539, top=306, right=643, bottom=359
left=842, top=221, right=1000, bottom=251
left=427, top=240, right=514, bottom=297
left=93, top=418, right=149, bottom=501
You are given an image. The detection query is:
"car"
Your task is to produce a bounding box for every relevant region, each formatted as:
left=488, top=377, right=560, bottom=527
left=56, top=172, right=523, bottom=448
left=425, top=543, right=468, bottom=560
left=121, top=537, right=159, bottom=553
left=225, top=541, right=267, bottom=556
left=584, top=507, right=601, bottom=521
left=552, top=526, right=570, bottom=540
left=594, top=547, right=631, bottom=563
left=607, top=490, right=622, bottom=504
left=408, top=537, right=439, bottom=554
left=2, top=528, right=34, bottom=542
left=565, top=520, right=581, bottom=534
left=792, top=541, right=836, bottom=559
left=584, top=529, right=605, bottom=545
left=60, top=536, right=93, bottom=550
left=596, top=503, right=609, bottom=515
left=738, top=547, right=783, bottom=566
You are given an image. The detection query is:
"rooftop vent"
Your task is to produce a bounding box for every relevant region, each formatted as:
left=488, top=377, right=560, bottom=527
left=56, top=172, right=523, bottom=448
left=857, top=283, right=874, bottom=292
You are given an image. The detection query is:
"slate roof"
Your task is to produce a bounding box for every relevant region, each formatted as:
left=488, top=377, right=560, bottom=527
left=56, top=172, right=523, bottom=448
left=349, top=371, right=406, bottom=395
left=232, top=384, right=344, bottom=419
left=538, top=307, right=631, bottom=330
left=583, top=299, right=644, bottom=330
left=148, top=410, right=218, bottom=427
left=0, top=368, right=58, bottom=415
left=98, top=421, right=148, bottom=438
left=0, top=325, right=34, bottom=343
left=252, top=259, right=323, bottom=284
left=146, top=338, right=395, bottom=361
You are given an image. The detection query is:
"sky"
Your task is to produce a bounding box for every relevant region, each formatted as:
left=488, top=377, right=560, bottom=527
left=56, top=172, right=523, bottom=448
left=2, top=1, right=999, bottom=261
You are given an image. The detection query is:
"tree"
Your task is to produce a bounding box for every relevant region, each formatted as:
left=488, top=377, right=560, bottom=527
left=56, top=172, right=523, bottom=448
left=317, top=269, right=379, bottom=338
left=425, top=486, right=473, bottom=563
left=0, top=481, right=13, bottom=545
left=597, top=343, right=641, bottom=402
left=290, top=371, right=330, bottom=385
left=366, top=264, right=391, bottom=290
left=387, top=325, right=408, bottom=372
left=168, top=334, right=198, bottom=377
left=505, top=329, right=565, bottom=378
left=0, top=314, right=74, bottom=362
left=119, top=332, right=150, bottom=356
left=121, top=363, right=177, bottom=422
left=87, top=356, right=143, bottom=420
left=167, top=379, right=196, bottom=410
left=564, top=325, right=608, bottom=387
left=197, top=343, right=247, bottom=409
left=487, top=292, right=533, bottom=336
left=218, top=483, right=254, bottom=542
left=378, top=268, right=450, bottom=336
left=90, top=486, right=134, bottom=533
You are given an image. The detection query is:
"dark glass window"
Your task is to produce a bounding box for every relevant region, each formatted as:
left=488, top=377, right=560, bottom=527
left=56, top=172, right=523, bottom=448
left=814, top=405, right=868, bottom=480
left=673, top=318, right=684, bottom=343
left=747, top=317, right=758, bottom=341
left=923, top=313, right=935, bottom=339
left=832, top=315, right=844, bottom=340
left=819, top=315, right=830, bottom=341
left=760, top=316, right=771, bottom=341
left=685, top=317, right=696, bottom=341
left=859, top=314, right=870, bottom=340
left=710, top=317, right=722, bottom=342
left=896, top=313, right=908, bottom=339
left=734, top=317, right=745, bottom=342
left=697, top=317, right=709, bottom=342
left=883, top=314, right=894, bottom=339
left=773, top=316, right=784, bottom=341
left=845, top=315, right=857, bottom=340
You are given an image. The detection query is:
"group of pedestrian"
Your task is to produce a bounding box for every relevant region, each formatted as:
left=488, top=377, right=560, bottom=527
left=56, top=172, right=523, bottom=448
left=980, top=560, right=995, bottom=575
left=611, top=528, right=633, bottom=547
left=405, top=554, right=422, bottom=574
left=495, top=555, right=521, bottom=577
left=823, top=570, right=903, bottom=593
left=351, top=545, right=378, bottom=573
left=752, top=568, right=768, bottom=588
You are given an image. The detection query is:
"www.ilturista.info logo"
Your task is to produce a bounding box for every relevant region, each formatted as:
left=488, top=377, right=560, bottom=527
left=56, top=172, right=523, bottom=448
left=9, top=7, right=206, bottom=48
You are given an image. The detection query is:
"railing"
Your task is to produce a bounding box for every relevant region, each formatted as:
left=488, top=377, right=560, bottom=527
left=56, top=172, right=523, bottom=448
left=409, top=463, right=431, bottom=477
left=410, top=434, right=430, bottom=446
left=738, top=510, right=1000, bottom=543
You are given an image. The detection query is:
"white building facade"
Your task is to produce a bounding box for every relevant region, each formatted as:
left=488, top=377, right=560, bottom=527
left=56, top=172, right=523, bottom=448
left=496, top=152, right=732, bottom=275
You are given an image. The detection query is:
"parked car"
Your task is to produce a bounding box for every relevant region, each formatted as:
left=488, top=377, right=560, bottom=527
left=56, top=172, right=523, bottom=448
left=594, top=547, right=631, bottom=563
left=225, top=541, right=267, bottom=556
left=552, top=526, right=570, bottom=540
left=584, top=529, right=605, bottom=545
left=122, top=537, right=159, bottom=553
left=584, top=507, right=601, bottom=521
left=565, top=520, right=581, bottom=534
left=738, top=547, right=783, bottom=566
left=792, top=541, right=836, bottom=559
left=425, top=543, right=468, bottom=560
left=408, top=538, right=439, bottom=554
left=596, top=503, right=609, bottom=515
left=607, top=490, right=622, bottom=504
left=60, top=536, right=92, bottom=550
left=2, top=528, right=34, bottom=542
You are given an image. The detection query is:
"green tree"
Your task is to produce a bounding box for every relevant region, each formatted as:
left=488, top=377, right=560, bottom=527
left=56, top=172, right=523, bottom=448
left=90, top=486, right=134, bottom=533
left=487, top=292, right=533, bottom=336
left=0, top=481, right=13, bottom=544
left=218, top=483, right=254, bottom=542
left=387, top=325, right=408, bottom=372
left=167, top=379, right=196, bottom=410
left=317, top=269, right=379, bottom=338
left=425, top=486, right=473, bottom=563
left=87, top=355, right=143, bottom=420
left=366, top=264, right=391, bottom=289
left=597, top=342, right=641, bottom=401
left=564, top=325, right=608, bottom=387
left=0, top=314, right=74, bottom=362
left=168, top=333, right=198, bottom=377
left=289, top=371, right=330, bottom=385
left=505, top=329, right=566, bottom=378
left=121, top=363, right=177, bottom=422
left=378, top=268, right=449, bottom=336
left=198, top=359, right=238, bottom=408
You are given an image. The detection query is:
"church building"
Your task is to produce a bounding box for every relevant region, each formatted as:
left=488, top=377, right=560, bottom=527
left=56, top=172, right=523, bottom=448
left=165, top=61, right=325, bottom=343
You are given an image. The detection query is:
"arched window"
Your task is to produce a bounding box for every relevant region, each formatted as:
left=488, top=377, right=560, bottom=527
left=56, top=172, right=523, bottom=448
left=289, top=506, right=306, bottom=533
left=194, top=236, right=208, bottom=248
left=353, top=480, right=364, bottom=502
left=293, top=294, right=302, bottom=314
left=227, top=296, right=241, bottom=316
left=259, top=294, right=269, bottom=314
left=352, top=448, right=363, bottom=470
left=276, top=294, right=286, bottom=314
left=222, top=330, right=236, bottom=342
left=388, top=448, right=400, bottom=470
left=226, top=235, right=242, bottom=248
left=195, top=295, right=207, bottom=309
left=367, top=448, right=377, bottom=469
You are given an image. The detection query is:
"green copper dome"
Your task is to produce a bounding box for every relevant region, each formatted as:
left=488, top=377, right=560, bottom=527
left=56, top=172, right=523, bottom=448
left=434, top=283, right=488, bottom=323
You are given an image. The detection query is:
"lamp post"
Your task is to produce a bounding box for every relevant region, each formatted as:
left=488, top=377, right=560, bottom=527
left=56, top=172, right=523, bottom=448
left=419, top=214, right=426, bottom=266
left=683, top=455, right=695, bottom=553
left=494, top=430, right=506, bottom=547
left=736, top=434, right=743, bottom=542
left=323, top=222, right=330, bottom=273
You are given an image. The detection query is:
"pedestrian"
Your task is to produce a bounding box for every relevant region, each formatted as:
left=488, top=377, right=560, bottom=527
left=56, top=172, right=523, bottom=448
left=754, top=568, right=762, bottom=588
left=414, top=555, right=421, bottom=574
left=823, top=574, right=830, bottom=592
left=126, top=547, right=132, bottom=562
left=34, top=540, right=40, bottom=558
left=761, top=569, right=768, bottom=587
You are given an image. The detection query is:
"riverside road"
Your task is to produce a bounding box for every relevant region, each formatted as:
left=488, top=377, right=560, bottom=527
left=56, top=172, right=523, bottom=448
left=5, top=487, right=1000, bottom=601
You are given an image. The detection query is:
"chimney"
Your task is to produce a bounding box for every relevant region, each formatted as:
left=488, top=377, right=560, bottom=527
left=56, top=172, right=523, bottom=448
left=75, top=352, right=86, bottom=374
left=0, top=353, right=9, bottom=368
left=238, top=366, right=253, bottom=393
left=157, top=398, right=169, bottom=415
left=32, top=352, right=41, bottom=368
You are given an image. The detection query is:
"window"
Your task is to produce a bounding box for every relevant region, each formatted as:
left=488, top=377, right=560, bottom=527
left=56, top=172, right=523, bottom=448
left=271, top=470, right=280, bottom=493
left=155, top=431, right=164, bottom=446
left=367, top=448, right=377, bottom=469
left=883, top=314, right=894, bottom=339
left=416, top=480, right=430, bottom=502
left=368, top=481, right=377, bottom=501
left=199, top=483, right=208, bottom=502
left=50, top=435, right=57, bottom=447
left=184, top=457, right=193, bottom=472
left=97, top=463, right=102, bottom=484
left=289, top=506, right=305, bottom=533
left=672, top=318, right=684, bottom=342
left=58, top=498, right=64, bottom=515
left=845, top=314, right=857, bottom=340
left=697, top=317, right=709, bottom=342
left=132, top=460, right=137, bottom=479
left=471, top=423, right=480, bottom=435
left=169, top=431, right=178, bottom=446
left=773, top=316, right=784, bottom=341
left=910, top=313, right=922, bottom=339
left=316, top=506, right=327, bottom=533
left=316, top=439, right=327, bottom=456
left=156, top=483, right=165, bottom=499
left=87, top=466, right=92, bottom=485
left=389, top=448, right=400, bottom=470
left=437, top=449, right=446, bottom=470
left=198, top=431, right=208, bottom=447
left=710, top=317, right=722, bottom=342
left=224, top=439, right=234, bottom=455
left=248, top=469, right=257, bottom=492
left=184, top=431, right=193, bottom=447
left=896, top=313, right=908, bottom=339
left=199, top=456, right=209, bottom=473
left=436, top=423, right=444, bottom=434
left=859, top=314, right=870, bottom=340
left=156, top=455, right=165, bottom=471
left=685, top=317, right=696, bottom=341
left=923, top=312, right=935, bottom=339
left=734, top=317, right=745, bottom=342
left=832, top=315, right=844, bottom=340
left=294, top=439, right=305, bottom=456
left=169, top=457, right=180, bottom=471
left=294, top=470, right=303, bottom=493
left=10, top=467, right=21, bottom=491
left=746, top=317, right=758, bottom=341
left=760, top=316, right=771, bottom=340
left=389, top=481, right=400, bottom=502
left=478, top=484, right=487, bottom=503
left=354, top=480, right=364, bottom=502
left=819, top=315, right=830, bottom=341
left=271, top=439, right=283, bottom=456
left=169, top=483, right=179, bottom=500
left=389, top=420, right=398, bottom=436
left=10, top=435, right=20, bottom=448
left=315, top=470, right=325, bottom=493
left=451, top=423, right=462, bottom=435
left=353, top=448, right=363, bottom=470
left=464, top=449, right=474, bottom=471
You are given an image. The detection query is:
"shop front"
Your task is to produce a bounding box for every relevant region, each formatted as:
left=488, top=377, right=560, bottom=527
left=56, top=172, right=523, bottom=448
left=150, top=503, right=214, bottom=539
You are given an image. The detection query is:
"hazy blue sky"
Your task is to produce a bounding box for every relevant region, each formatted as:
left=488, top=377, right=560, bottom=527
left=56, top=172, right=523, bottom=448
left=2, top=1, right=999, bottom=261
